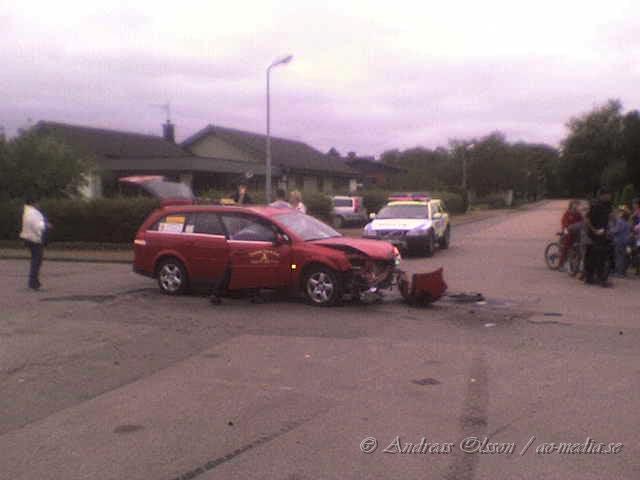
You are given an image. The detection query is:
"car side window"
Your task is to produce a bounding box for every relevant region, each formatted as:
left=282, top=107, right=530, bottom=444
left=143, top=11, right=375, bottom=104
left=221, top=214, right=277, bottom=242
left=149, top=213, right=189, bottom=233
left=193, top=212, right=225, bottom=235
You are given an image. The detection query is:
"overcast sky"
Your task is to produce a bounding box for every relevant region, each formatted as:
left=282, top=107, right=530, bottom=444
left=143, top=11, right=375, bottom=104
left=2, top=0, right=639, bottom=156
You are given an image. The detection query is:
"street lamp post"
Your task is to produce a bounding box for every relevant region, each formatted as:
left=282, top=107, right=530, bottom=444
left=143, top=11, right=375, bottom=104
left=461, top=142, right=475, bottom=212
left=266, top=54, right=293, bottom=203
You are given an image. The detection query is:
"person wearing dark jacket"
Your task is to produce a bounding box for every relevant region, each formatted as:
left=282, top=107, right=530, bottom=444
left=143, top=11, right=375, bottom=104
left=584, top=187, right=613, bottom=285
left=231, top=182, right=253, bottom=205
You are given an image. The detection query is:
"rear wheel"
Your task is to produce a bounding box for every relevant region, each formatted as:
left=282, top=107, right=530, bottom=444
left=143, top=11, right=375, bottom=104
left=544, top=242, right=561, bottom=270
left=303, top=266, right=342, bottom=306
left=156, top=258, right=188, bottom=295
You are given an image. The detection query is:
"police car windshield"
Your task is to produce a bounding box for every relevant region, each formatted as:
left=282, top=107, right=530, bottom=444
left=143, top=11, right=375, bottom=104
left=275, top=212, right=342, bottom=241
left=377, top=204, right=428, bottom=219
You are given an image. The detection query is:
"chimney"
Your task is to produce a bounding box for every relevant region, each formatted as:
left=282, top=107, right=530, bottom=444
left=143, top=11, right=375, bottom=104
left=162, top=121, right=175, bottom=143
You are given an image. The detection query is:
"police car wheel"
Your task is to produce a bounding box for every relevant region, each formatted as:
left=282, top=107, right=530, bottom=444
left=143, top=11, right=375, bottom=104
left=424, top=233, right=435, bottom=257
left=439, top=227, right=450, bottom=249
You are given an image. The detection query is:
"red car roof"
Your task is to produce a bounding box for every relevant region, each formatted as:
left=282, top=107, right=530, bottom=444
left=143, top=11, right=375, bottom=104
left=159, top=204, right=294, bottom=218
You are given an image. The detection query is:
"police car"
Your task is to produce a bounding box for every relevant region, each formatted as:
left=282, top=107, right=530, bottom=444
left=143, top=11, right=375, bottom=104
left=362, top=193, right=451, bottom=256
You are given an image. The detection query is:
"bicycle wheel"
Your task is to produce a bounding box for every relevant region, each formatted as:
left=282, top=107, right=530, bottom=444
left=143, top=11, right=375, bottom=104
left=544, top=242, right=562, bottom=270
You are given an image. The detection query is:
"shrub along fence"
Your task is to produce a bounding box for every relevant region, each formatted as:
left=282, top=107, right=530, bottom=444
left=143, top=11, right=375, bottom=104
left=0, top=197, right=160, bottom=244
left=0, top=189, right=466, bottom=246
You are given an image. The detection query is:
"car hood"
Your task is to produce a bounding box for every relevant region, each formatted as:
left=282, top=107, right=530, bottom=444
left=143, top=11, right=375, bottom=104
left=310, top=237, right=395, bottom=259
left=370, top=218, right=431, bottom=231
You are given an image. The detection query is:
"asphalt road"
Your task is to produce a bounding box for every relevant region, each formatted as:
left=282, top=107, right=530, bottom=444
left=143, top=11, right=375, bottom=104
left=1, top=200, right=638, bottom=480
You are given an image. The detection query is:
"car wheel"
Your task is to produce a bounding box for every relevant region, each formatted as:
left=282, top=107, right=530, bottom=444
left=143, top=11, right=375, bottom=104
left=439, top=227, right=450, bottom=249
left=156, top=258, right=188, bottom=295
left=303, top=266, right=342, bottom=306
left=424, top=232, right=436, bottom=257
left=333, top=216, right=344, bottom=228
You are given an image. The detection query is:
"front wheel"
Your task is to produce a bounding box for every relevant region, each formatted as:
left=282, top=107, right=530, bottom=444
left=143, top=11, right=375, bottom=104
left=156, top=258, right=188, bottom=295
left=544, top=242, right=561, bottom=270
left=303, top=266, right=342, bottom=306
left=424, top=233, right=436, bottom=257
left=439, top=227, right=450, bottom=249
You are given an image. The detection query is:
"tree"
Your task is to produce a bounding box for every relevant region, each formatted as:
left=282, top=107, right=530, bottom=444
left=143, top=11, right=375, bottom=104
left=560, top=99, right=624, bottom=196
left=0, top=132, right=92, bottom=201
left=622, top=110, right=640, bottom=190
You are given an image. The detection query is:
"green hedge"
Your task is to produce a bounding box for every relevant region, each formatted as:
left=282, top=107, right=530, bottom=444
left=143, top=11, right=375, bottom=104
left=304, top=193, right=333, bottom=221
left=0, top=191, right=464, bottom=245
left=0, top=197, right=159, bottom=243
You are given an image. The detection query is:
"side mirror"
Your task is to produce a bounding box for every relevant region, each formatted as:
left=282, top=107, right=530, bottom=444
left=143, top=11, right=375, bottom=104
left=369, top=212, right=376, bottom=220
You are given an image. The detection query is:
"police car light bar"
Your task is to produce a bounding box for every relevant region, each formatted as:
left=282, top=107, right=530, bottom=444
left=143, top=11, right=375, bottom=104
left=388, top=192, right=430, bottom=202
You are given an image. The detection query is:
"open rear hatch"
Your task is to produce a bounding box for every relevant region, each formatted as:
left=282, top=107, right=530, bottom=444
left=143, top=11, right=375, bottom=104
left=118, top=175, right=194, bottom=206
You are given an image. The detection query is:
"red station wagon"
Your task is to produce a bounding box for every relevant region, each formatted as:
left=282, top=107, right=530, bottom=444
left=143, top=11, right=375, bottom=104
left=127, top=178, right=401, bottom=306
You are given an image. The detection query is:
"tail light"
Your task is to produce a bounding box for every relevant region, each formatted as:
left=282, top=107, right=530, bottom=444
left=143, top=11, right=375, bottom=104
left=353, top=197, right=361, bottom=212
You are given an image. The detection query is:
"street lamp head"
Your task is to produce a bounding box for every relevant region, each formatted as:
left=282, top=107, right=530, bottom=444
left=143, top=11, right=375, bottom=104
left=270, top=54, right=293, bottom=68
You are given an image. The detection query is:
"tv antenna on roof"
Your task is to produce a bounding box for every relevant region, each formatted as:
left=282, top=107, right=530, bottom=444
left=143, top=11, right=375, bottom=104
left=150, top=101, right=172, bottom=123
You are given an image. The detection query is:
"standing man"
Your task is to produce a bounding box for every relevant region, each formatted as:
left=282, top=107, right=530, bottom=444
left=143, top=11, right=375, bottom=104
left=20, top=196, right=50, bottom=290
left=231, top=182, right=253, bottom=205
left=584, top=187, right=613, bottom=285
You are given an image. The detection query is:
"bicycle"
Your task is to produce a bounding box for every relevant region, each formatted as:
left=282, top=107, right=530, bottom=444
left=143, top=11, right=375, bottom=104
left=544, top=232, right=566, bottom=270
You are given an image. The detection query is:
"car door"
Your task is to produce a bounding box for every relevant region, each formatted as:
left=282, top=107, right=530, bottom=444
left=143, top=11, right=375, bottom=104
left=184, top=211, right=229, bottom=284
left=220, top=213, right=292, bottom=289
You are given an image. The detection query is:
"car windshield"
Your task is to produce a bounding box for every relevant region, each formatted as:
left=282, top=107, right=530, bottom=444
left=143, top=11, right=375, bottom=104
left=275, top=212, right=342, bottom=241
left=376, top=204, right=428, bottom=219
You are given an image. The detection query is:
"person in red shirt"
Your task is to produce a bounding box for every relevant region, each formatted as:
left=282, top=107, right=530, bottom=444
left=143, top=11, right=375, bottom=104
left=559, top=199, right=583, bottom=269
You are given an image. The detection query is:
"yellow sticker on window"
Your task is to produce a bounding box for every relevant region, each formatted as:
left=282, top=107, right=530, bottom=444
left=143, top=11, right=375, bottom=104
left=165, top=216, right=186, bottom=224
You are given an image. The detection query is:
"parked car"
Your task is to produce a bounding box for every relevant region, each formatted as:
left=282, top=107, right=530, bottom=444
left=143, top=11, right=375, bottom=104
left=123, top=177, right=401, bottom=306
left=331, top=196, right=367, bottom=228
left=362, top=195, right=450, bottom=256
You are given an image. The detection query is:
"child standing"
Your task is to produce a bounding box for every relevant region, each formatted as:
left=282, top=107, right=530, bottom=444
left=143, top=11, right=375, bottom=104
left=610, top=209, right=631, bottom=277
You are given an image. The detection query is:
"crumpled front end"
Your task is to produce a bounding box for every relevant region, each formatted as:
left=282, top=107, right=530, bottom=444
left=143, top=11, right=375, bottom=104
left=342, top=247, right=402, bottom=300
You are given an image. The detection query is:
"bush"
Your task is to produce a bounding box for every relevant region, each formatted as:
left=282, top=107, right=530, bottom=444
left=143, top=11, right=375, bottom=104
left=431, top=191, right=465, bottom=214
left=475, top=193, right=508, bottom=209
left=361, top=190, right=390, bottom=214
left=304, top=193, right=333, bottom=220
left=0, top=197, right=159, bottom=243
left=619, top=184, right=636, bottom=208
left=0, top=199, right=23, bottom=241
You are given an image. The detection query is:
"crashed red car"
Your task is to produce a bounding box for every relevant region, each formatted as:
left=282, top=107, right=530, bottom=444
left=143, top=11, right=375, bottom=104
left=125, top=177, right=401, bottom=306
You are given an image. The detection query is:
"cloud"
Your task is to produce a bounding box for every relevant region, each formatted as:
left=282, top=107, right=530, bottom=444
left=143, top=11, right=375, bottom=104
left=2, top=1, right=640, bottom=156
